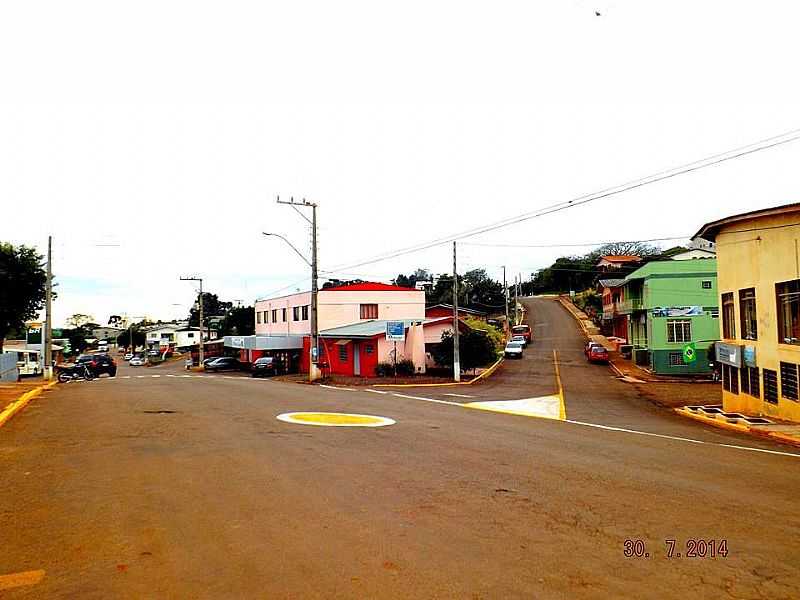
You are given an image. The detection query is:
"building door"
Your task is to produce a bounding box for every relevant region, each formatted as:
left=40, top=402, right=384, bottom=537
left=353, top=342, right=361, bottom=376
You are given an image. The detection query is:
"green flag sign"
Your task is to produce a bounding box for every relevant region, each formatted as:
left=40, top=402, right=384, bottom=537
left=682, top=342, right=697, bottom=364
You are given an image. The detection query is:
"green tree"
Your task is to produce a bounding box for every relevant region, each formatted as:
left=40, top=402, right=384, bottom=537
left=67, top=313, right=94, bottom=329
left=116, top=327, right=145, bottom=350
left=188, top=293, right=233, bottom=328
left=431, top=329, right=497, bottom=373
left=0, top=243, right=47, bottom=353
left=222, top=305, right=255, bottom=335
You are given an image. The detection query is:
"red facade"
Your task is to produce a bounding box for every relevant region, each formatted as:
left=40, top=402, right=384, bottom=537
left=301, top=335, right=381, bottom=377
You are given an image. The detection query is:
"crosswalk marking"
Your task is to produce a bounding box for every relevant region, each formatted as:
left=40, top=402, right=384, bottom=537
left=443, top=393, right=474, bottom=398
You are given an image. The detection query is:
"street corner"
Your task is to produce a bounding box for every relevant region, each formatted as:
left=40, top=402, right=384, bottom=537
left=675, top=405, right=800, bottom=448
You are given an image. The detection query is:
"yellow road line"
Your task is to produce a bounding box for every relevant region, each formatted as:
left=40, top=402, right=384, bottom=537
left=0, top=569, right=45, bottom=590
left=553, top=349, right=566, bottom=420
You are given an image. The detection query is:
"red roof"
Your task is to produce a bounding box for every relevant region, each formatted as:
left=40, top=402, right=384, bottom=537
left=323, top=281, right=418, bottom=292
left=600, top=255, right=641, bottom=262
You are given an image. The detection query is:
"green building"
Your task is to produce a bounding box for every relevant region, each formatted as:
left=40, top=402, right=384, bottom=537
left=620, top=259, right=719, bottom=375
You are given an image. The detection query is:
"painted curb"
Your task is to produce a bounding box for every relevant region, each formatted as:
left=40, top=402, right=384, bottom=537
left=0, top=380, right=57, bottom=429
left=674, top=407, right=800, bottom=448
left=372, top=357, right=505, bottom=388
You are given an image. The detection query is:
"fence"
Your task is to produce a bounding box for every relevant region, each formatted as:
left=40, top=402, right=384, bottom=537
left=0, top=353, right=19, bottom=382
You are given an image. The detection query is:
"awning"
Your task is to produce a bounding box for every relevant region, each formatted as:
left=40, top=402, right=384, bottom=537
left=224, top=335, right=304, bottom=350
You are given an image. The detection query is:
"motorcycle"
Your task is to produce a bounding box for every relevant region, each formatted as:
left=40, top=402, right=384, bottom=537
left=56, top=363, right=95, bottom=383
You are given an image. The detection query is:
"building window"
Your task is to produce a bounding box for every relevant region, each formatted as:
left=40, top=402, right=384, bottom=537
left=748, top=367, right=760, bottom=398
left=293, top=306, right=300, bottom=321
left=780, top=362, right=799, bottom=401
left=360, top=304, right=378, bottom=319
left=264, top=311, right=269, bottom=324
left=282, top=308, right=287, bottom=322
left=722, top=364, right=739, bottom=394
left=666, top=319, right=691, bottom=343
left=302, top=305, right=309, bottom=320
left=702, top=280, right=712, bottom=289
left=668, top=352, right=684, bottom=366
left=338, top=345, right=348, bottom=362
left=738, top=288, right=757, bottom=341
left=721, top=292, right=736, bottom=339
left=257, top=312, right=262, bottom=324
left=364, top=344, right=373, bottom=354
left=763, top=369, right=778, bottom=404
left=272, top=309, right=277, bottom=323
left=187, top=332, right=194, bottom=338
left=709, top=308, right=719, bottom=318
left=776, top=280, right=800, bottom=344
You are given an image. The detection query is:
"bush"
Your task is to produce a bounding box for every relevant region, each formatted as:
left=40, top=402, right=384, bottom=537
left=375, top=359, right=416, bottom=377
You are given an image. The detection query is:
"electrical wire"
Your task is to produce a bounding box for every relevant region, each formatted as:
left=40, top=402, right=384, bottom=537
left=460, top=236, right=689, bottom=249
left=325, top=127, right=800, bottom=272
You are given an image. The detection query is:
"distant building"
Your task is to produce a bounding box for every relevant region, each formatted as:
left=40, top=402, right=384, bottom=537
left=619, top=260, right=719, bottom=375
left=92, top=326, right=125, bottom=343
left=694, top=202, right=800, bottom=423
left=596, top=255, right=642, bottom=271
left=597, top=278, right=628, bottom=341
left=424, top=304, right=487, bottom=320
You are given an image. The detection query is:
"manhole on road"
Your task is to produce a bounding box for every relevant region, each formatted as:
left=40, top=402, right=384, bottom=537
left=276, top=412, right=395, bottom=427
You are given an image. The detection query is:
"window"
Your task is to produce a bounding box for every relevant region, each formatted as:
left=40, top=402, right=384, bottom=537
left=364, top=344, right=374, bottom=354
left=668, top=352, right=684, bottom=366
left=302, top=305, right=309, bottom=320
left=282, top=308, right=287, bottom=322
left=338, top=345, right=348, bottom=362
left=264, top=311, right=269, bottom=324
left=776, top=280, right=800, bottom=344
left=702, top=280, right=712, bottom=289
left=360, top=304, right=378, bottom=319
left=666, top=319, right=691, bottom=343
left=187, top=332, right=194, bottom=338
left=739, top=288, right=757, bottom=340
left=742, top=366, right=759, bottom=397
left=257, top=312, right=262, bottom=324
left=780, top=362, right=799, bottom=401
left=722, top=364, right=739, bottom=394
left=709, top=308, right=719, bottom=318
left=293, top=306, right=300, bottom=321
left=763, top=369, right=778, bottom=404
left=272, top=309, right=277, bottom=323
left=721, top=292, right=736, bottom=339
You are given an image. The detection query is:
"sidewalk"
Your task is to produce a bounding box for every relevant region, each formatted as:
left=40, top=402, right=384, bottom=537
left=675, top=405, right=800, bottom=448
left=0, top=379, right=58, bottom=428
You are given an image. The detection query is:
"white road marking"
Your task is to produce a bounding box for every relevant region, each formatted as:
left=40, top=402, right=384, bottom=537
left=392, top=393, right=461, bottom=406
left=136, top=376, right=145, bottom=379
left=166, top=374, right=177, bottom=378
left=365, top=389, right=388, bottom=394
left=181, top=375, right=192, bottom=378
left=443, top=393, right=474, bottom=398
left=151, top=375, right=161, bottom=378
left=122, top=376, right=131, bottom=379
left=320, top=384, right=354, bottom=391
left=468, top=396, right=562, bottom=420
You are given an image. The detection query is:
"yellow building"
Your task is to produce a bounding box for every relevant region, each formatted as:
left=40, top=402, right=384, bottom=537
left=694, top=203, right=800, bottom=423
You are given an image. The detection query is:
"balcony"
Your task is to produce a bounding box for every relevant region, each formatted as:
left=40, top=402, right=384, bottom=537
left=617, top=298, right=644, bottom=314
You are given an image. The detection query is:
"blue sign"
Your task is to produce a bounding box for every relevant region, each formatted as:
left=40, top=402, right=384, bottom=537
left=386, top=321, right=405, bottom=341
left=743, top=346, right=756, bottom=368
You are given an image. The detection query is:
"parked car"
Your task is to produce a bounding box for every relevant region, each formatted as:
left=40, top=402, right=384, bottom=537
left=204, top=357, right=242, bottom=372
left=511, top=334, right=528, bottom=347
left=202, top=356, right=220, bottom=368
left=504, top=341, right=524, bottom=359
left=129, top=356, right=144, bottom=366
left=124, top=353, right=134, bottom=361
left=251, top=356, right=281, bottom=378
left=147, top=349, right=161, bottom=357
left=76, top=353, right=117, bottom=377
left=585, top=342, right=609, bottom=364
left=511, top=324, right=532, bottom=343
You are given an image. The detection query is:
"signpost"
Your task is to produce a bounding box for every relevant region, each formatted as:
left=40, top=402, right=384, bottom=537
left=386, top=321, right=405, bottom=378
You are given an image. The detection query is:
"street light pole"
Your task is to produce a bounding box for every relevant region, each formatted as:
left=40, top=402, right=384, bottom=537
left=503, top=265, right=509, bottom=337
left=452, top=241, right=460, bottom=382
left=180, top=276, right=204, bottom=365
left=274, top=196, right=320, bottom=382
left=43, top=235, right=53, bottom=379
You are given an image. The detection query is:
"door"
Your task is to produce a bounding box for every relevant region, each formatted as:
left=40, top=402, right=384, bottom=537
left=353, top=342, right=361, bottom=376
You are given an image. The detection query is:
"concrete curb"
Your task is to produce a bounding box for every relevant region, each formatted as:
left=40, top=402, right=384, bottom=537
left=0, top=380, right=57, bottom=429
left=674, top=407, right=800, bottom=449
left=372, top=357, right=506, bottom=388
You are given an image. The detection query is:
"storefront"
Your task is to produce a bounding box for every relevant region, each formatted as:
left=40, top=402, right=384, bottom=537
left=224, top=335, right=304, bottom=373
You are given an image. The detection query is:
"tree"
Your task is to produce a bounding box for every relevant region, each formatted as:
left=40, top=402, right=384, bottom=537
left=0, top=243, right=47, bottom=353
left=588, top=241, right=660, bottom=260
left=188, top=293, right=233, bottom=328
left=62, top=328, right=89, bottom=355
left=67, top=313, right=94, bottom=329
left=116, top=327, right=145, bottom=350
left=108, top=315, right=124, bottom=327
left=431, top=329, right=497, bottom=373
left=222, top=306, right=255, bottom=336
left=462, top=269, right=504, bottom=311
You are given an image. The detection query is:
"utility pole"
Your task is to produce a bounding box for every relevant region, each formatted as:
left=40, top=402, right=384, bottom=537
left=275, top=196, right=320, bottom=382
left=43, top=236, right=53, bottom=380
left=503, top=265, right=509, bottom=337
left=452, top=241, right=460, bottom=382
left=180, top=276, right=204, bottom=365
left=514, top=275, right=519, bottom=325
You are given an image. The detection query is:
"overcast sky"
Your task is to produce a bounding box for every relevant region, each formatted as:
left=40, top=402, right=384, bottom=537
left=2, top=1, right=799, bottom=327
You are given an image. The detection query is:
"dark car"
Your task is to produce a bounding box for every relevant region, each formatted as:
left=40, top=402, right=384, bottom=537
left=251, top=356, right=281, bottom=378
left=204, top=356, right=242, bottom=372
left=76, top=353, right=117, bottom=377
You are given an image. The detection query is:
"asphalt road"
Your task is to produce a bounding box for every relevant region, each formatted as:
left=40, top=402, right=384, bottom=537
left=2, top=298, right=799, bottom=599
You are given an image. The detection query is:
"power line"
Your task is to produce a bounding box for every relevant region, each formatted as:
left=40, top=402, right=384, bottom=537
left=460, top=235, right=689, bottom=249
left=325, top=127, right=800, bottom=272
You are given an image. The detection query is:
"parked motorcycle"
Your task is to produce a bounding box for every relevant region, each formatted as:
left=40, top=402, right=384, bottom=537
left=56, top=363, right=95, bottom=383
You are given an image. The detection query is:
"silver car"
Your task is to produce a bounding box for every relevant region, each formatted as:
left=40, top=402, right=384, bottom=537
left=504, top=341, right=524, bottom=359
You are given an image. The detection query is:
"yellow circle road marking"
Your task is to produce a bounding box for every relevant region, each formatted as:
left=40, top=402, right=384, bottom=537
left=276, top=412, right=396, bottom=427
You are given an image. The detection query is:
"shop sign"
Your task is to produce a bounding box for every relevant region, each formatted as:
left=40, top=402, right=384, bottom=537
left=716, top=342, right=742, bottom=367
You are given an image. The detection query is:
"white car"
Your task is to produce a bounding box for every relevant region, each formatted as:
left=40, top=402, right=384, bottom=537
left=129, top=356, right=144, bottom=366
left=504, top=341, right=524, bottom=359
left=124, top=353, right=134, bottom=361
